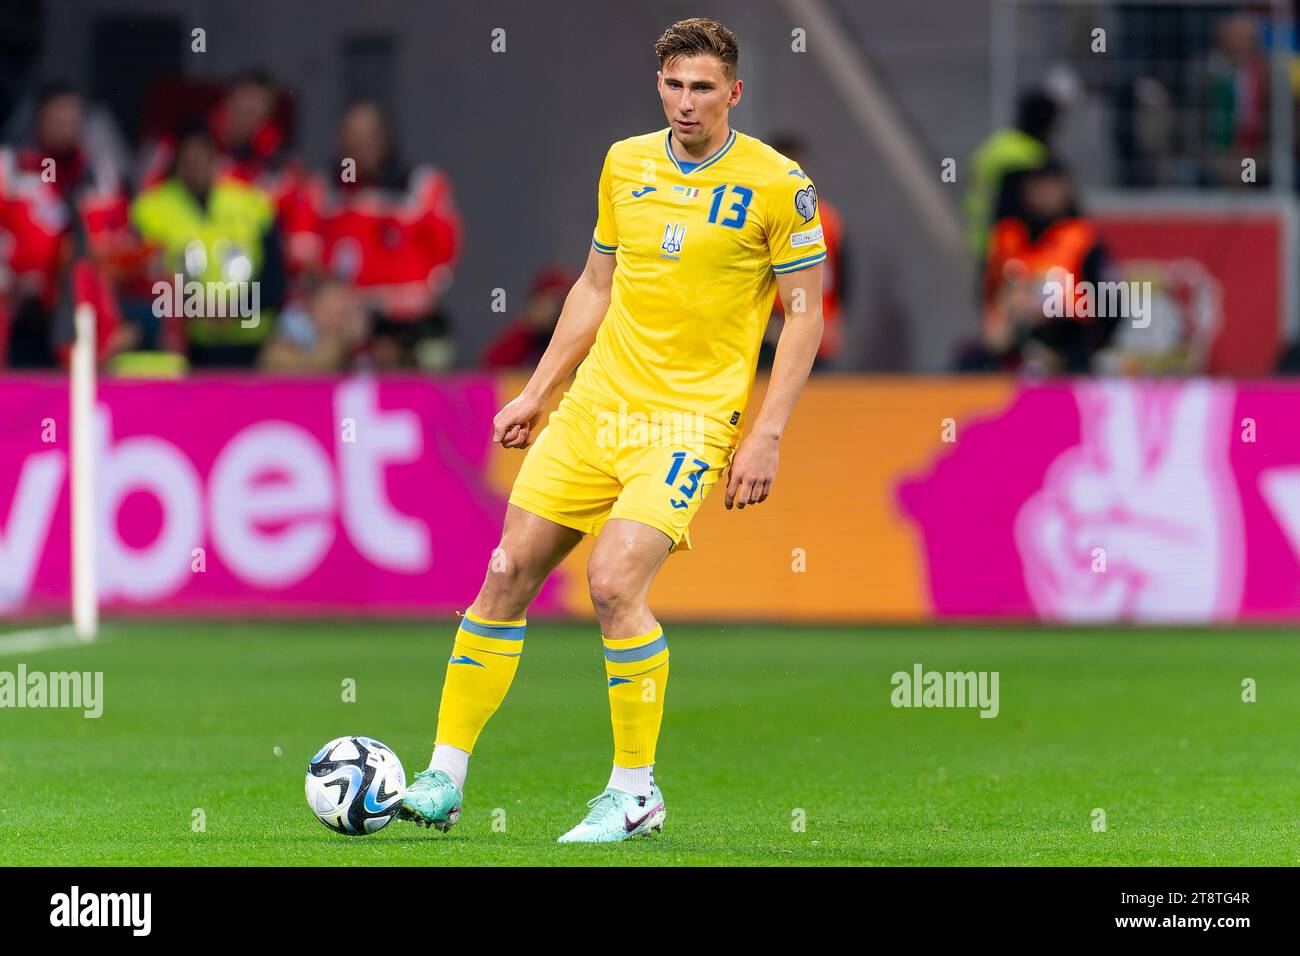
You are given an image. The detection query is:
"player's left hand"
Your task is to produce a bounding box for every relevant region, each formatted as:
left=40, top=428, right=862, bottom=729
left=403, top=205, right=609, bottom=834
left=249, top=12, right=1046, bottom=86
left=725, top=433, right=779, bottom=510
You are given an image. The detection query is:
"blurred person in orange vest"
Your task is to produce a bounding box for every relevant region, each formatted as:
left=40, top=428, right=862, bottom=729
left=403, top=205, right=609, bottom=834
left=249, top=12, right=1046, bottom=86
left=0, top=82, right=132, bottom=368
left=961, top=160, right=1114, bottom=374
left=758, top=134, right=845, bottom=370
left=964, top=90, right=1057, bottom=260
left=481, top=264, right=576, bottom=368
left=287, top=100, right=462, bottom=368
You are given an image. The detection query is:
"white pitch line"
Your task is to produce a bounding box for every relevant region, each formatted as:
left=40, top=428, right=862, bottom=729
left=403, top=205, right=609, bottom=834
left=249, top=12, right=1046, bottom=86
left=0, top=625, right=89, bottom=656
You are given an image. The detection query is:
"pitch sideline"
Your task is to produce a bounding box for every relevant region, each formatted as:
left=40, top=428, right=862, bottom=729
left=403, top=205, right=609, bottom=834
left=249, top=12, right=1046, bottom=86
left=0, top=625, right=96, bottom=656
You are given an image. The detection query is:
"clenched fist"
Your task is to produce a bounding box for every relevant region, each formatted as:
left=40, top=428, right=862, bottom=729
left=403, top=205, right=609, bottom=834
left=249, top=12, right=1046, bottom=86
left=492, top=393, right=547, bottom=449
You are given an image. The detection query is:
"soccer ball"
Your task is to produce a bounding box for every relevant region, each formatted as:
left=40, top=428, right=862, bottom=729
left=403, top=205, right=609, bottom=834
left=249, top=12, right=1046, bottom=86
left=305, top=736, right=406, bottom=835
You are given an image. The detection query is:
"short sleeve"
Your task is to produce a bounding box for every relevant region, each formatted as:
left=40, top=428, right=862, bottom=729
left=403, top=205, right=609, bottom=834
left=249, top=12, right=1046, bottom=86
left=768, top=169, right=827, bottom=275
left=592, top=149, right=618, bottom=255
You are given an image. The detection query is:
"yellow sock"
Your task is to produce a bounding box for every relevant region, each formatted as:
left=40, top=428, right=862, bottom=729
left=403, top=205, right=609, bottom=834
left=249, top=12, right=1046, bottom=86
left=433, top=611, right=525, bottom=753
left=603, top=624, right=669, bottom=768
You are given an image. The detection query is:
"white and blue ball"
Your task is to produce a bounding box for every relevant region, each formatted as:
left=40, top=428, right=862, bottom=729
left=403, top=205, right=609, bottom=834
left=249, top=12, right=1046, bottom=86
left=305, top=736, right=406, bottom=835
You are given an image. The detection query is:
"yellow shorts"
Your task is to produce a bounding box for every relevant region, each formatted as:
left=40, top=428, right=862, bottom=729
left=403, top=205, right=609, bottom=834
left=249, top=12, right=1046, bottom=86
left=508, top=396, right=736, bottom=552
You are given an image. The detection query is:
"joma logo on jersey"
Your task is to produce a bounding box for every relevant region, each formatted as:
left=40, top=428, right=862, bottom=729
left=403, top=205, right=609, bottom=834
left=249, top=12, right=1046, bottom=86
left=660, top=223, right=687, bottom=259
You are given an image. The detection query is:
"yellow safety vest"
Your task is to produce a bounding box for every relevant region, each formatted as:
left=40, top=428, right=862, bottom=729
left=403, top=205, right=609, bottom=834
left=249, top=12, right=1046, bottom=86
left=131, top=178, right=275, bottom=345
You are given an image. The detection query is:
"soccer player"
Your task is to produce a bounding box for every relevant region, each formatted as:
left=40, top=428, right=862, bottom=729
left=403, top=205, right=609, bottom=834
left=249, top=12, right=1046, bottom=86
left=399, top=17, right=827, bottom=842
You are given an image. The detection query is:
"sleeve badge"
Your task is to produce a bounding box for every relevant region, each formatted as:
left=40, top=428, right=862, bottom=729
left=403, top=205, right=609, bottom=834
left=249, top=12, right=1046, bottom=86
left=794, top=184, right=818, bottom=223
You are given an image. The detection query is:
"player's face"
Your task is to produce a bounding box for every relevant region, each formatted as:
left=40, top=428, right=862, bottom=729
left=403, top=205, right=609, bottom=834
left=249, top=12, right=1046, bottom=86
left=657, top=55, right=741, bottom=149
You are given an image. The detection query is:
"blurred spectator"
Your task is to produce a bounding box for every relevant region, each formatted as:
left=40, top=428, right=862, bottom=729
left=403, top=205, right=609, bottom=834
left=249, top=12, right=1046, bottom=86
left=131, top=123, right=285, bottom=367
left=287, top=101, right=462, bottom=369
left=963, top=90, right=1058, bottom=262
left=259, top=274, right=370, bottom=373
left=0, top=82, right=132, bottom=368
left=1113, top=76, right=1175, bottom=187
left=1198, top=12, right=1270, bottom=187
left=139, top=70, right=304, bottom=221
left=958, top=161, right=1114, bottom=374
left=759, top=134, right=847, bottom=371
left=482, top=265, right=575, bottom=368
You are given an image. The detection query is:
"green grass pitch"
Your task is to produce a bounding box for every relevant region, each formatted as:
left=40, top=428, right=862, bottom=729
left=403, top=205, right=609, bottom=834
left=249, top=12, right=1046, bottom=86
left=2, top=620, right=1297, bottom=866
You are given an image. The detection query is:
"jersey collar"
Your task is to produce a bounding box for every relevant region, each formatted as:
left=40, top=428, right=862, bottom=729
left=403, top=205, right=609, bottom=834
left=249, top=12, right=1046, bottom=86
left=664, top=128, right=736, bottom=176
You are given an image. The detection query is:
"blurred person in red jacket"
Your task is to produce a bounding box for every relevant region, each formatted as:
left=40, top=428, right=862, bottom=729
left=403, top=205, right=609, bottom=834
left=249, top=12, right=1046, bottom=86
left=960, top=161, right=1114, bottom=374
left=287, top=100, right=462, bottom=368
left=139, top=70, right=304, bottom=222
left=481, top=265, right=576, bottom=368
left=0, top=82, right=132, bottom=368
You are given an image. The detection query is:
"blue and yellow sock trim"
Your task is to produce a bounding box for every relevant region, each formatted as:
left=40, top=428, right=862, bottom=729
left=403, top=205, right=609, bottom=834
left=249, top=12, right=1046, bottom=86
left=603, top=625, right=669, bottom=683
left=456, top=610, right=526, bottom=658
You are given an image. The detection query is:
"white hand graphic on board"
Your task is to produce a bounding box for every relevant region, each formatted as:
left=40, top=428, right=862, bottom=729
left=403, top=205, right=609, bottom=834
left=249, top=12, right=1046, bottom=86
left=1015, top=380, right=1244, bottom=622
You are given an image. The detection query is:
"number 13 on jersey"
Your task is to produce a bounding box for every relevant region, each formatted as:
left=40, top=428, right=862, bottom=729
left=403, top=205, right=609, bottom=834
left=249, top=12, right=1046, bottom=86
left=708, top=184, right=753, bottom=229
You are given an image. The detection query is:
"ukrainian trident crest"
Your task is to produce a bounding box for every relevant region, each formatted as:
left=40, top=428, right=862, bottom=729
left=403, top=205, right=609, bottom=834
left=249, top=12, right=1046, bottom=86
left=660, top=222, right=687, bottom=257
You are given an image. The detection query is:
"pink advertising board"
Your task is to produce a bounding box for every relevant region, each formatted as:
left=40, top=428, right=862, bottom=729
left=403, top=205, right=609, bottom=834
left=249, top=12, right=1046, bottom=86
left=898, top=379, right=1300, bottom=623
left=0, top=375, right=568, bottom=617
left=3, top=375, right=1300, bottom=623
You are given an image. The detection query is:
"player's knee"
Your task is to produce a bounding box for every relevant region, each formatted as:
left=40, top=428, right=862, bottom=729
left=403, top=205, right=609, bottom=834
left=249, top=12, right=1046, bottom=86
left=480, top=547, right=531, bottom=603
left=587, top=563, right=637, bottom=614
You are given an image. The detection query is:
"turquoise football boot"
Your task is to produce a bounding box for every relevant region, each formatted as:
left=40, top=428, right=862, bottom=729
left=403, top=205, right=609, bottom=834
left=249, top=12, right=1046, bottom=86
left=397, top=769, right=462, bottom=832
left=556, top=786, right=666, bottom=843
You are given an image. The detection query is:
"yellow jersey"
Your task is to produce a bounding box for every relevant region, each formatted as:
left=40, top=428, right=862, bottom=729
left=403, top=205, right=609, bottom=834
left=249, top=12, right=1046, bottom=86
left=567, top=127, right=827, bottom=436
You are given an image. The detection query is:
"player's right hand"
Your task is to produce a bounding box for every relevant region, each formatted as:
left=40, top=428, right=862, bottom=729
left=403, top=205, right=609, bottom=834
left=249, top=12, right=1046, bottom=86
left=492, top=393, right=546, bottom=449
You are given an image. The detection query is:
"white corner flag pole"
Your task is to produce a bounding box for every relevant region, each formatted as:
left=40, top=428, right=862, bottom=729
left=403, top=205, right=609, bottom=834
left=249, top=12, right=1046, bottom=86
left=71, top=304, right=98, bottom=641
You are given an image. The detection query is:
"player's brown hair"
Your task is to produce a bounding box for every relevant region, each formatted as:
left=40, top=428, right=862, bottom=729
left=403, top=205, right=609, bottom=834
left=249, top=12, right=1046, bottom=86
left=654, top=18, right=739, bottom=81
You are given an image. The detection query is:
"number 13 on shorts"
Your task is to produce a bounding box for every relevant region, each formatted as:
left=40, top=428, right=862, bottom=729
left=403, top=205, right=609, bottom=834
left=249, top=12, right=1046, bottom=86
left=665, top=451, right=710, bottom=510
